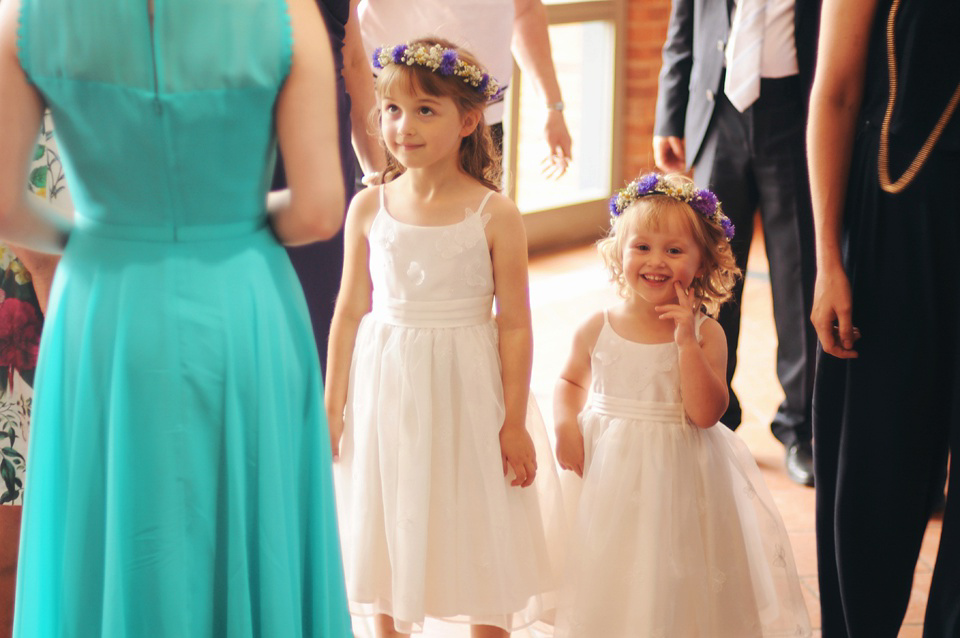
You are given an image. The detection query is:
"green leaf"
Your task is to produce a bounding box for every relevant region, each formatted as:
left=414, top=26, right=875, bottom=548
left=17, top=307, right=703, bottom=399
left=1, top=447, right=23, bottom=461
left=33, top=144, right=46, bottom=161
left=0, top=458, right=15, bottom=492
left=29, top=166, right=48, bottom=189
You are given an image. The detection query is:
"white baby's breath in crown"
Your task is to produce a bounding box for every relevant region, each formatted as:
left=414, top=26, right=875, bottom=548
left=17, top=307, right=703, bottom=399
left=373, top=42, right=503, bottom=102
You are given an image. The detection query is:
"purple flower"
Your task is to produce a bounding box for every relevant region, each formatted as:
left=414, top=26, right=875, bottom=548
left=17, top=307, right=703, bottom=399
left=720, top=217, right=735, bottom=240
left=391, top=44, right=407, bottom=64
left=690, top=189, right=719, bottom=216
left=478, top=74, right=490, bottom=92
left=609, top=194, right=621, bottom=216
left=636, top=173, right=660, bottom=195
left=440, top=50, right=458, bottom=75
left=372, top=47, right=384, bottom=69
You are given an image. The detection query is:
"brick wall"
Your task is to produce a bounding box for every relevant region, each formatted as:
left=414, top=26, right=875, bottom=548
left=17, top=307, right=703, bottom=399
left=622, top=0, right=672, bottom=182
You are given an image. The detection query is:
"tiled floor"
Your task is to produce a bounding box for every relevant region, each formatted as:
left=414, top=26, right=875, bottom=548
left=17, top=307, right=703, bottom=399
left=351, top=223, right=944, bottom=637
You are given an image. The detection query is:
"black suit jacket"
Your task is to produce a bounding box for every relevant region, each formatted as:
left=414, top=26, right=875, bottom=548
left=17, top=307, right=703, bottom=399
left=653, top=0, right=820, bottom=169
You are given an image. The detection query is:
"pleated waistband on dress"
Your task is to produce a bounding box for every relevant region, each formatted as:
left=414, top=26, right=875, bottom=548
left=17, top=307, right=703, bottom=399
left=588, top=393, right=685, bottom=424
left=74, top=214, right=268, bottom=242
left=371, top=295, right=493, bottom=328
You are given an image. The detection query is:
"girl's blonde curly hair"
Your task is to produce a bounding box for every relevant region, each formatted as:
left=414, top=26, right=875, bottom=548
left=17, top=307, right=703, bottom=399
left=598, top=175, right=741, bottom=316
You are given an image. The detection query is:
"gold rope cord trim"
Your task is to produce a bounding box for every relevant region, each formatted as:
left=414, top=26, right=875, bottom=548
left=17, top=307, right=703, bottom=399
left=878, top=0, right=960, bottom=194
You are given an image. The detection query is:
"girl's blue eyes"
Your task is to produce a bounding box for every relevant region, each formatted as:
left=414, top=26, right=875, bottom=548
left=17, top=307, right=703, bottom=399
left=634, top=245, right=683, bottom=254
left=383, top=105, right=434, bottom=116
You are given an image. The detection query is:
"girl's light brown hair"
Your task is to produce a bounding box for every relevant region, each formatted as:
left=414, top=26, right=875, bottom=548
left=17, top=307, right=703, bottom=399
left=598, top=175, right=741, bottom=316
left=373, top=38, right=501, bottom=191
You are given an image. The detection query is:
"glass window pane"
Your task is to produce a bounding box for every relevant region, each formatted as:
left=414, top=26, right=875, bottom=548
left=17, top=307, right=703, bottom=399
left=514, top=20, right=614, bottom=213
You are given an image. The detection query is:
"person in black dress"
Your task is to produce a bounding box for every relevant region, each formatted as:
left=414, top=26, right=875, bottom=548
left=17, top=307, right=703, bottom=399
left=807, top=0, right=959, bottom=634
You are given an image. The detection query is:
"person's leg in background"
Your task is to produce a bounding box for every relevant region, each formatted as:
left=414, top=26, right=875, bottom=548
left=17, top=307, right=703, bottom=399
left=0, top=506, right=21, bottom=638
left=697, top=81, right=816, bottom=487
left=751, top=76, right=817, bottom=487
left=693, top=93, right=757, bottom=436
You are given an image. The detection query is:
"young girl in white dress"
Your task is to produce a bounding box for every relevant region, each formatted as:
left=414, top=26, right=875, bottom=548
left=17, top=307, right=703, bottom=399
left=553, top=173, right=812, bottom=638
left=325, top=39, right=562, bottom=638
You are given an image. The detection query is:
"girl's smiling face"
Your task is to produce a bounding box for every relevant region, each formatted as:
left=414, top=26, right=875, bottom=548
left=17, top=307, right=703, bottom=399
left=380, top=83, right=478, bottom=171
left=621, top=213, right=704, bottom=307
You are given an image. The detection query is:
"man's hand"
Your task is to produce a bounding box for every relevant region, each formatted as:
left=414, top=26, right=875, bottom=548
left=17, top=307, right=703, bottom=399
left=653, top=135, right=686, bottom=173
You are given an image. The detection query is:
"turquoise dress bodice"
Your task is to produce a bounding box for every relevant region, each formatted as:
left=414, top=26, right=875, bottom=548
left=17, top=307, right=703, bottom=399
left=13, top=1, right=353, bottom=636
left=17, top=0, right=287, bottom=234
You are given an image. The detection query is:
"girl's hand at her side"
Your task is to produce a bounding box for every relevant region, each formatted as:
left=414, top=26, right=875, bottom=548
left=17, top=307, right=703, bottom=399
left=327, top=411, right=344, bottom=462
left=555, top=423, right=585, bottom=477
left=500, top=425, right=538, bottom=488
left=655, top=282, right=699, bottom=346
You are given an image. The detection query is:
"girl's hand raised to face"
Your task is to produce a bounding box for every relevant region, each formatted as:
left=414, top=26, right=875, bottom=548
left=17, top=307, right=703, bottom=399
left=655, top=281, right=699, bottom=346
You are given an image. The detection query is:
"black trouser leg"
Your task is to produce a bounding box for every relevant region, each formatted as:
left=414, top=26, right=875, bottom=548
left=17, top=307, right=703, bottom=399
left=694, top=93, right=756, bottom=432
left=751, top=79, right=816, bottom=447
left=694, top=81, right=814, bottom=446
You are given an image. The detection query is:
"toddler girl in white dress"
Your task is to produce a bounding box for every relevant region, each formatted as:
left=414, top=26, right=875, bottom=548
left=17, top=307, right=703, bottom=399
left=553, top=173, right=811, bottom=637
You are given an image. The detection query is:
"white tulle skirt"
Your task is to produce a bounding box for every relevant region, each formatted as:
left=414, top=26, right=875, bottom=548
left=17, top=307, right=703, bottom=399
left=555, top=405, right=812, bottom=638
left=335, top=315, right=563, bottom=634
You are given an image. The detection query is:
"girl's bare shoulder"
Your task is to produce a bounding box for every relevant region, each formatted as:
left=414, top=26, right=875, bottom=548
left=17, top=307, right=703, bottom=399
left=572, top=310, right=606, bottom=351
left=480, top=190, right=520, bottom=219
left=478, top=191, right=523, bottom=239
left=697, top=313, right=726, bottom=345
left=345, top=186, right=381, bottom=234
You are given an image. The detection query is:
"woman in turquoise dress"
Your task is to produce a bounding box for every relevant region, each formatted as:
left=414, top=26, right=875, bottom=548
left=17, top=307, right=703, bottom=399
left=0, top=0, right=353, bottom=635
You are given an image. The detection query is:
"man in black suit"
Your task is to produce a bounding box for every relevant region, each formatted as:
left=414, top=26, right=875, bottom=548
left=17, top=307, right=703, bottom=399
left=653, top=0, right=819, bottom=486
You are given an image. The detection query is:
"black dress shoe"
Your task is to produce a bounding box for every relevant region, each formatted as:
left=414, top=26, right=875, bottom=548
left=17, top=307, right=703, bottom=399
left=785, top=442, right=815, bottom=487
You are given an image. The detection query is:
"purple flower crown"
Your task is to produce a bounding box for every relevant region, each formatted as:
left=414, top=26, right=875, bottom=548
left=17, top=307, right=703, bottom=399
left=609, top=173, right=735, bottom=241
left=372, top=43, right=504, bottom=102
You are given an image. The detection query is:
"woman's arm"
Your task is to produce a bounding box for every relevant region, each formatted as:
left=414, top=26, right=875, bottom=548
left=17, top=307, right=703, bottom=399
left=0, top=0, right=70, bottom=254
left=324, top=187, right=377, bottom=460
left=343, top=0, right=385, bottom=180
left=269, top=0, right=345, bottom=245
left=487, top=195, right=538, bottom=487
left=806, top=0, right=880, bottom=358
left=553, top=311, right=602, bottom=477
left=511, top=0, right=572, bottom=177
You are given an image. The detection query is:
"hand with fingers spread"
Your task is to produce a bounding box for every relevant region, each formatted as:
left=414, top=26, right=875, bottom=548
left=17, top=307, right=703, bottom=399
left=555, top=423, right=584, bottom=477
left=500, top=424, right=538, bottom=487
left=655, top=281, right=699, bottom=346
left=540, top=111, right=573, bottom=179
left=811, top=262, right=860, bottom=358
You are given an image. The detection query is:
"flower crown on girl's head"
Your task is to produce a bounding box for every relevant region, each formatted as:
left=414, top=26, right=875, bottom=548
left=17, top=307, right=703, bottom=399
left=372, top=42, right=504, bottom=102
left=609, top=173, right=735, bottom=241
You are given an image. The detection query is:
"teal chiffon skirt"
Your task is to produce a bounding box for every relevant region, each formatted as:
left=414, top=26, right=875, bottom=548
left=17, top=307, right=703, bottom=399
left=14, top=224, right=352, bottom=637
